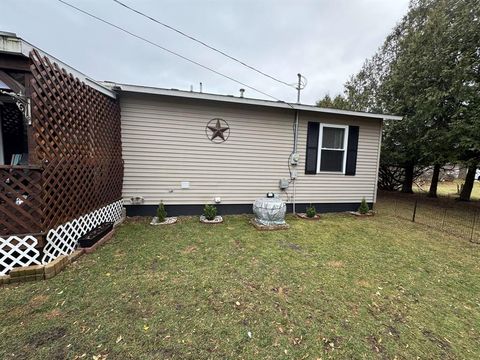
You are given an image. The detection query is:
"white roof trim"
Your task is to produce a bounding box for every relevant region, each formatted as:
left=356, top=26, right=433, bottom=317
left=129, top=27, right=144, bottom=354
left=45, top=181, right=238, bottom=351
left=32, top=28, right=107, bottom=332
left=0, top=33, right=116, bottom=98
left=106, top=82, right=402, bottom=121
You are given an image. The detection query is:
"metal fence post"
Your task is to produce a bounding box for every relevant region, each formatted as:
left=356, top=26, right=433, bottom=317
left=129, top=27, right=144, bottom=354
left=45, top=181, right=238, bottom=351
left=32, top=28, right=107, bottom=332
left=470, top=210, right=477, bottom=243
left=412, top=200, right=418, bottom=222
left=441, top=208, right=447, bottom=229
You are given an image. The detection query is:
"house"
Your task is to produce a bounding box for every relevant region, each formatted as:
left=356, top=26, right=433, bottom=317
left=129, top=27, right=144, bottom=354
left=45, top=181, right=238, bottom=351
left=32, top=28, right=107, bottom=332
left=0, top=32, right=400, bottom=275
left=109, top=83, right=400, bottom=216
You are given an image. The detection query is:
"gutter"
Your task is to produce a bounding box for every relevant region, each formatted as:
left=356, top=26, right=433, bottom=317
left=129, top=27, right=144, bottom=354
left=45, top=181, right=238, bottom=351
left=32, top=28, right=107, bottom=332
left=108, top=82, right=402, bottom=121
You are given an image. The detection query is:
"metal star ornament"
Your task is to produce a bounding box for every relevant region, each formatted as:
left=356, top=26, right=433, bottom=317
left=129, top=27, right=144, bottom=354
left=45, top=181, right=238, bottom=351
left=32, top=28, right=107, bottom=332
left=206, top=118, right=230, bottom=143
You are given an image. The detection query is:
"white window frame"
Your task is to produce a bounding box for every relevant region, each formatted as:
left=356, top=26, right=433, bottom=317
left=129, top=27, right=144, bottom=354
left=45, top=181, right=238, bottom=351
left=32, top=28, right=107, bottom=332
left=316, top=124, right=349, bottom=174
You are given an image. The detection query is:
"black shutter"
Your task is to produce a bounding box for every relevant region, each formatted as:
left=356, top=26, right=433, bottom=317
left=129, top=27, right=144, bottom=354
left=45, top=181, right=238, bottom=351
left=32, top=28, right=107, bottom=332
left=305, top=122, right=320, bottom=174
left=345, top=126, right=359, bottom=176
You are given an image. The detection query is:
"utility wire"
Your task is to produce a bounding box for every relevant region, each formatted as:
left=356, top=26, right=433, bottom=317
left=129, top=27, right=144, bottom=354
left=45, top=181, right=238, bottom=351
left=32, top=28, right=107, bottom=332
left=57, top=0, right=294, bottom=106
left=112, top=0, right=296, bottom=89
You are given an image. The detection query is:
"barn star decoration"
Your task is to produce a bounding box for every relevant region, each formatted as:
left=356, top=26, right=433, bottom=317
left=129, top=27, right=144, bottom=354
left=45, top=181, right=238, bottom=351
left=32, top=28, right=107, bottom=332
left=206, top=118, right=230, bottom=143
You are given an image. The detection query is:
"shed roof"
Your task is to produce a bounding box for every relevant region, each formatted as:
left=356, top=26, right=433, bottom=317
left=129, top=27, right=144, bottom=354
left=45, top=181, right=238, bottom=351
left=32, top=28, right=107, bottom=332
left=104, top=82, right=402, bottom=121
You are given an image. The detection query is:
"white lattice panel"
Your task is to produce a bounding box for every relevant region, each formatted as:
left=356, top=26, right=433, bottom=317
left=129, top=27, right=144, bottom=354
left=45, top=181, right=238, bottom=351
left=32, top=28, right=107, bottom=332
left=42, top=200, right=124, bottom=264
left=0, top=235, right=41, bottom=275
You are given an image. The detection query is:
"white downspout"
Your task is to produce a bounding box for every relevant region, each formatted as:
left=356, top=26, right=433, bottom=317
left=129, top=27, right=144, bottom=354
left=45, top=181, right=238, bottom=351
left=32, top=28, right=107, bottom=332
left=292, top=110, right=299, bottom=214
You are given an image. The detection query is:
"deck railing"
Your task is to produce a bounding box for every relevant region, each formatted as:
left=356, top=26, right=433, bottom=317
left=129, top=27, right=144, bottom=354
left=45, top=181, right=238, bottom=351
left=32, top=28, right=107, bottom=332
left=0, top=165, right=44, bottom=236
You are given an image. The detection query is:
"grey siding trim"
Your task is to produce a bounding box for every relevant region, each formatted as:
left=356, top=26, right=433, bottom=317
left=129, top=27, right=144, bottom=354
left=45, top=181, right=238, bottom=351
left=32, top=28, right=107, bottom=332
left=126, top=203, right=373, bottom=217
left=120, top=93, right=382, bottom=206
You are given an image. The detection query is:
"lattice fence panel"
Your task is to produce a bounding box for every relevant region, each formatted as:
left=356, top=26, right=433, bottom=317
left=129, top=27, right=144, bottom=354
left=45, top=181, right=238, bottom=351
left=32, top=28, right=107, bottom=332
left=0, top=167, right=44, bottom=235
left=0, top=235, right=41, bottom=275
left=42, top=199, right=123, bottom=264
left=29, top=49, right=123, bottom=232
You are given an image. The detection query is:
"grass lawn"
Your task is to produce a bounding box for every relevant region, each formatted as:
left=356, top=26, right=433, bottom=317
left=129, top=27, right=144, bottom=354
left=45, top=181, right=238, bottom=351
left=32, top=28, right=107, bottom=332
left=1, top=210, right=479, bottom=359
left=414, top=179, right=480, bottom=200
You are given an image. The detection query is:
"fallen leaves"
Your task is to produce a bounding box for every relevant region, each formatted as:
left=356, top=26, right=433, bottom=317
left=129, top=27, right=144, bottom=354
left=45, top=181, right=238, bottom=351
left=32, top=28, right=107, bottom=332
left=182, top=245, right=198, bottom=254
left=45, top=308, right=62, bottom=319
left=92, top=355, right=108, bottom=360
left=322, top=336, right=342, bottom=352
left=272, top=287, right=289, bottom=296
left=325, top=260, right=344, bottom=268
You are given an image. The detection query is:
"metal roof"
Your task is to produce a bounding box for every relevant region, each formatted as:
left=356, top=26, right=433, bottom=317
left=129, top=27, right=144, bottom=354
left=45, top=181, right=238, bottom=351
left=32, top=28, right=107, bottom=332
left=104, top=82, right=402, bottom=121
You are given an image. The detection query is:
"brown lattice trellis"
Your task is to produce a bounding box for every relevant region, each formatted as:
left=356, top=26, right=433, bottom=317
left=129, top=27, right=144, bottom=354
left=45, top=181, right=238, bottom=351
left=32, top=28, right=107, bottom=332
left=0, top=49, right=123, bottom=237
left=29, top=49, right=123, bottom=231
left=0, top=166, right=43, bottom=235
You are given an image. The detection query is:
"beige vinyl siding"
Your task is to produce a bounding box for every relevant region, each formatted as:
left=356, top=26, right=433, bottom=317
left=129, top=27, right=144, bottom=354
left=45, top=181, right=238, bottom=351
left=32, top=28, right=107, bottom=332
left=120, top=93, right=382, bottom=205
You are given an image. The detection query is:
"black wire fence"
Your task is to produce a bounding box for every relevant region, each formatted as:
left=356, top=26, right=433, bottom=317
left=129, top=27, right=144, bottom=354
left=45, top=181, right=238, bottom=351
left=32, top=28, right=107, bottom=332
left=375, top=195, right=480, bottom=243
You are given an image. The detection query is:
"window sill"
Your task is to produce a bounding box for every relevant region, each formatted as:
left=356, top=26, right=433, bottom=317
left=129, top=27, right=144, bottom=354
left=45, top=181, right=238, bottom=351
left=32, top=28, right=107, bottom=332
left=316, top=171, right=345, bottom=175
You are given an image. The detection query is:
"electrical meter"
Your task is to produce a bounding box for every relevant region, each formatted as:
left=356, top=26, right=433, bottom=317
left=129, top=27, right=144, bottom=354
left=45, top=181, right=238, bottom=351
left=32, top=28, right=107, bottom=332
left=290, top=153, right=299, bottom=165
left=279, top=178, right=289, bottom=190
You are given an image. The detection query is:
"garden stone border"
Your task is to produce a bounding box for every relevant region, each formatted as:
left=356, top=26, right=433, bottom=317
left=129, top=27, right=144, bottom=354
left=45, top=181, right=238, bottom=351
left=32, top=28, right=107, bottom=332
left=296, top=213, right=321, bottom=220
left=349, top=211, right=375, bottom=217
left=250, top=218, right=290, bottom=231
left=200, top=215, right=223, bottom=224
left=150, top=217, right=178, bottom=225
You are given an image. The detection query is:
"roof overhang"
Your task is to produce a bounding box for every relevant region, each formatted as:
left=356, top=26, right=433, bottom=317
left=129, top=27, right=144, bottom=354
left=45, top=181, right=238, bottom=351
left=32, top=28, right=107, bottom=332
left=0, top=31, right=116, bottom=98
left=106, top=82, right=402, bottom=121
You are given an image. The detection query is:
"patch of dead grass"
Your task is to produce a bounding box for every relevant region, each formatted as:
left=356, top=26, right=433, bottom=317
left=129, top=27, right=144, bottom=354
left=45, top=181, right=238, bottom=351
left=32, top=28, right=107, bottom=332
left=181, top=245, right=198, bottom=254
left=356, top=279, right=372, bottom=288
left=326, top=260, right=344, bottom=268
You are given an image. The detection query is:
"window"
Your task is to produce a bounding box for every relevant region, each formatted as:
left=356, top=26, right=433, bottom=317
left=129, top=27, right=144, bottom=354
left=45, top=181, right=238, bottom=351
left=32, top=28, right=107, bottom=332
left=317, top=124, right=348, bottom=173
left=0, top=100, right=28, bottom=165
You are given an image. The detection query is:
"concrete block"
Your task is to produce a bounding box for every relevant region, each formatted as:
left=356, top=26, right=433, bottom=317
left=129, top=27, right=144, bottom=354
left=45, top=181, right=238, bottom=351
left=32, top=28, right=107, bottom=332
left=68, top=249, right=84, bottom=263
left=23, top=275, right=37, bottom=283
left=23, top=264, right=44, bottom=276
left=9, top=267, right=26, bottom=278
left=44, top=271, right=56, bottom=280
left=8, top=276, right=24, bottom=283
left=44, top=260, right=58, bottom=276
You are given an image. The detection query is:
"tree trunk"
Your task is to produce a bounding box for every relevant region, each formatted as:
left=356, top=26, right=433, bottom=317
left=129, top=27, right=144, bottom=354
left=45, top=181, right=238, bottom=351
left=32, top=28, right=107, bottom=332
left=458, top=165, right=477, bottom=201
left=428, top=164, right=441, bottom=198
left=401, top=162, right=414, bottom=193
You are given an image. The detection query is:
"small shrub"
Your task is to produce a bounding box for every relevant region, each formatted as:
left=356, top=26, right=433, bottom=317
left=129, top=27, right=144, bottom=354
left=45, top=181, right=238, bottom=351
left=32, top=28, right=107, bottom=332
left=306, top=204, right=316, bottom=218
left=203, top=204, right=217, bottom=221
left=358, top=198, right=370, bottom=214
left=157, top=201, right=167, bottom=222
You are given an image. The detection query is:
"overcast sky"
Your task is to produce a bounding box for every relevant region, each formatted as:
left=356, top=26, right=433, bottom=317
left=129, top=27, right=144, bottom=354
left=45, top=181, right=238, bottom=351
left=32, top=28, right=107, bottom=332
left=2, top=0, right=409, bottom=104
